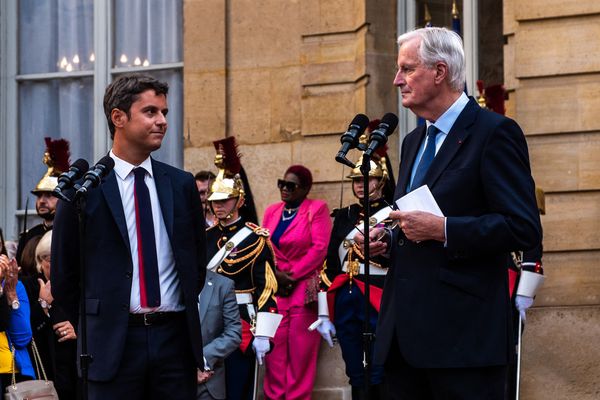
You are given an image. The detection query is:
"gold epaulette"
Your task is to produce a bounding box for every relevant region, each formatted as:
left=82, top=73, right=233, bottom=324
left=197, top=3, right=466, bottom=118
left=245, top=222, right=270, bottom=237
left=320, top=260, right=333, bottom=288
left=257, top=260, right=278, bottom=310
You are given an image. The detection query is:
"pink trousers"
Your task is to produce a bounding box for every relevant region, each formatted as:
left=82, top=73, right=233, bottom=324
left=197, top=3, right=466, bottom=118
left=263, top=305, right=320, bottom=400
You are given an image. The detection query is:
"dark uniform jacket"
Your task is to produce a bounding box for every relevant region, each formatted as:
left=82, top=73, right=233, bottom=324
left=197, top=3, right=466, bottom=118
left=322, top=200, right=392, bottom=290
left=206, top=218, right=278, bottom=324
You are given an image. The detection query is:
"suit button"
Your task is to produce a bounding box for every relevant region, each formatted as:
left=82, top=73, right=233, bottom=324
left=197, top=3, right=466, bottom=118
left=121, top=304, right=128, bottom=311
left=125, top=271, right=132, bottom=279
left=398, top=239, right=405, bottom=246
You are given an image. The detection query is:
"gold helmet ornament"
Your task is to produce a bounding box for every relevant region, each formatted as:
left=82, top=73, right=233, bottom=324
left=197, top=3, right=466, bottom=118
left=207, top=137, right=245, bottom=202
left=346, top=120, right=389, bottom=199
left=32, top=137, right=70, bottom=194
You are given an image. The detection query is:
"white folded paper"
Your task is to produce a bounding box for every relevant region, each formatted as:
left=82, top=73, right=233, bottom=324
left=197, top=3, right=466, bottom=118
left=395, top=185, right=444, bottom=216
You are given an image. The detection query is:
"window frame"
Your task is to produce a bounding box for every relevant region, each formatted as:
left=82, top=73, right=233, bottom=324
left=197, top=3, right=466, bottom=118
left=0, top=0, right=183, bottom=240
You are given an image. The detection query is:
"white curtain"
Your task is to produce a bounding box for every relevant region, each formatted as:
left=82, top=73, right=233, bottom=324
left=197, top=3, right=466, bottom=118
left=17, top=0, right=183, bottom=209
left=113, top=0, right=183, bottom=168
left=18, top=0, right=94, bottom=208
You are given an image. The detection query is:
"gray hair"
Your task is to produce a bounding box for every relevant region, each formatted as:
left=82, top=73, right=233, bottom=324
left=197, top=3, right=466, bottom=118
left=35, top=230, right=52, bottom=274
left=397, top=27, right=466, bottom=92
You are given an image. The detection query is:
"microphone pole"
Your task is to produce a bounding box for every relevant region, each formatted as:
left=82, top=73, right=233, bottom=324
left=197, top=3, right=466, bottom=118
left=360, top=151, right=374, bottom=399
left=75, top=185, right=92, bottom=400
left=360, top=113, right=397, bottom=398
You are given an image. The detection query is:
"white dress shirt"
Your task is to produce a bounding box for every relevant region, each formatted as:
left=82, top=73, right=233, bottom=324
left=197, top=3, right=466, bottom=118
left=109, top=150, right=184, bottom=313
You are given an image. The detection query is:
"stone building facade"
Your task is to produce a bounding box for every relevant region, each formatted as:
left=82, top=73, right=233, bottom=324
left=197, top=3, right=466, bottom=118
left=184, top=1, right=600, bottom=399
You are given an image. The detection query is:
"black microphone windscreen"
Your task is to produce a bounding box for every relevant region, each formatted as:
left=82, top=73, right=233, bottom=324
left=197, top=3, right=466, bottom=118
left=351, top=114, right=370, bottom=130
left=71, top=158, right=89, bottom=172
left=96, top=156, right=115, bottom=172
left=380, top=113, right=399, bottom=134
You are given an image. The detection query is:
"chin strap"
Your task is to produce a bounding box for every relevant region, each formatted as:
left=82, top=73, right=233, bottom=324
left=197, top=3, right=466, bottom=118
left=211, top=197, right=244, bottom=222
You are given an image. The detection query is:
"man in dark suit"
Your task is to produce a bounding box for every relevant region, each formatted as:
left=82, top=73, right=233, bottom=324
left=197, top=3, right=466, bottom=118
left=51, top=74, right=206, bottom=399
left=197, top=271, right=242, bottom=400
left=371, top=27, right=542, bottom=399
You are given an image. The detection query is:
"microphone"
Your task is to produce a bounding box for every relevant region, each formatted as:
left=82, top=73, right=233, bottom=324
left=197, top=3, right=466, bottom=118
left=74, top=156, right=115, bottom=199
left=52, top=158, right=90, bottom=202
left=335, top=114, right=370, bottom=168
left=364, top=113, right=398, bottom=157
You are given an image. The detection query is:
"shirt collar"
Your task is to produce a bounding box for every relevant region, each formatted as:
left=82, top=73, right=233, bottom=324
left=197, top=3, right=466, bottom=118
left=427, top=92, right=469, bottom=135
left=109, top=150, right=154, bottom=181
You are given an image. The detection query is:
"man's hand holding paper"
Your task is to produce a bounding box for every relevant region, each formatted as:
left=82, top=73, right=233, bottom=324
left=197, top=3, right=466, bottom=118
left=390, top=185, right=446, bottom=243
left=354, top=227, right=389, bottom=257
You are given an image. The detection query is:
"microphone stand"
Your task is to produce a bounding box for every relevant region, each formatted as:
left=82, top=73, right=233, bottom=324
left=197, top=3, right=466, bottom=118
left=74, top=190, right=92, bottom=400
left=360, top=152, right=374, bottom=398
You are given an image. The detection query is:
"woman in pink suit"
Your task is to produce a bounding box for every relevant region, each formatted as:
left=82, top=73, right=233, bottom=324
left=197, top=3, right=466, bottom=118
left=262, top=165, right=332, bottom=400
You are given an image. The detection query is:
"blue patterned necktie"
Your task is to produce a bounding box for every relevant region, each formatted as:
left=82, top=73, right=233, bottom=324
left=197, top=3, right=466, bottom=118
left=410, top=125, right=440, bottom=192
left=133, top=167, right=161, bottom=308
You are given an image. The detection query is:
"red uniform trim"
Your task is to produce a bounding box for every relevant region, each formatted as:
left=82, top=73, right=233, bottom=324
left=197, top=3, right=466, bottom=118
left=326, top=274, right=383, bottom=322
left=508, top=269, right=518, bottom=299
left=240, top=319, right=253, bottom=353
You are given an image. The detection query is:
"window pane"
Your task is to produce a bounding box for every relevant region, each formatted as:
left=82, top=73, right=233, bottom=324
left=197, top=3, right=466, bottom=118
left=113, top=0, right=182, bottom=68
left=19, top=0, right=94, bottom=74
left=18, top=79, right=94, bottom=208
left=415, top=0, right=462, bottom=31
left=478, top=0, right=504, bottom=86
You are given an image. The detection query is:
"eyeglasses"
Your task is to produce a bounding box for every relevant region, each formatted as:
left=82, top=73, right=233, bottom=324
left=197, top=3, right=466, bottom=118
left=277, top=179, right=298, bottom=191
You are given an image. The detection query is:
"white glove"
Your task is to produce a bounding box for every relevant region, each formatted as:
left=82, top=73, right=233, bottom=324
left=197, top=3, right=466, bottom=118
left=252, top=336, right=270, bottom=365
left=309, top=316, right=336, bottom=347
left=515, top=295, right=534, bottom=322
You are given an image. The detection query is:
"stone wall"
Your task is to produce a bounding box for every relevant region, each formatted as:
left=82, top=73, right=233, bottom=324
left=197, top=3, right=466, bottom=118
left=505, top=0, right=600, bottom=398
left=183, top=0, right=398, bottom=221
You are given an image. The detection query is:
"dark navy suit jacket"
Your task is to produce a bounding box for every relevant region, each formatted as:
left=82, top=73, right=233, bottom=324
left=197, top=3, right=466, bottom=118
left=51, top=158, right=206, bottom=381
left=374, top=99, right=542, bottom=368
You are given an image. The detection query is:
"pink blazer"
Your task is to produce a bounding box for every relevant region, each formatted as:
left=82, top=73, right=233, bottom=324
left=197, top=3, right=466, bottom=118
left=262, top=199, right=332, bottom=310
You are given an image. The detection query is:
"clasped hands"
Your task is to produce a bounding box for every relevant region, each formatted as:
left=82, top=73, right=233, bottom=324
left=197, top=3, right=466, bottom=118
left=274, top=269, right=296, bottom=297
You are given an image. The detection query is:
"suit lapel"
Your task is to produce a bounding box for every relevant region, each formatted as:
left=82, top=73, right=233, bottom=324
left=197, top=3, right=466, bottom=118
left=281, top=199, right=309, bottom=239
left=199, top=275, right=215, bottom=321
left=152, top=159, right=174, bottom=244
left=101, top=171, right=130, bottom=250
left=424, top=99, right=478, bottom=189
left=395, top=125, right=426, bottom=199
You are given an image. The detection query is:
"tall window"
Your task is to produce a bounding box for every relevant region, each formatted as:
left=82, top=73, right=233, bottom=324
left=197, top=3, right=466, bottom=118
left=1, top=0, right=183, bottom=238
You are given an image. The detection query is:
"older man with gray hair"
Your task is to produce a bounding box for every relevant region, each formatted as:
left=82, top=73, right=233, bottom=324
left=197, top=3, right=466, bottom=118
left=371, top=27, right=542, bottom=399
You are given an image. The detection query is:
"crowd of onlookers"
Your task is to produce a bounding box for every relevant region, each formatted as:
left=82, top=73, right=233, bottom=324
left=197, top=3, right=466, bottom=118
left=1, top=208, right=78, bottom=399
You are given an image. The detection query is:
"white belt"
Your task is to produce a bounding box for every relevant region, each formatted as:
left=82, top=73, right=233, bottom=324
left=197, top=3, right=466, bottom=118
left=342, top=261, right=388, bottom=276
left=236, top=293, right=253, bottom=305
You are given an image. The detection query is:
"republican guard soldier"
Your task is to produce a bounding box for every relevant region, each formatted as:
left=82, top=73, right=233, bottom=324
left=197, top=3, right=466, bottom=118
left=205, top=137, right=281, bottom=400
left=315, top=145, right=395, bottom=400
left=16, top=137, right=70, bottom=272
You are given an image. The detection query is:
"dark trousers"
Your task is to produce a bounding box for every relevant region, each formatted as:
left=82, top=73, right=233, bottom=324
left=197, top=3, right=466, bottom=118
left=225, top=348, right=255, bottom=400
left=384, top=338, right=507, bottom=400
left=334, top=284, right=384, bottom=387
left=88, top=313, right=196, bottom=400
